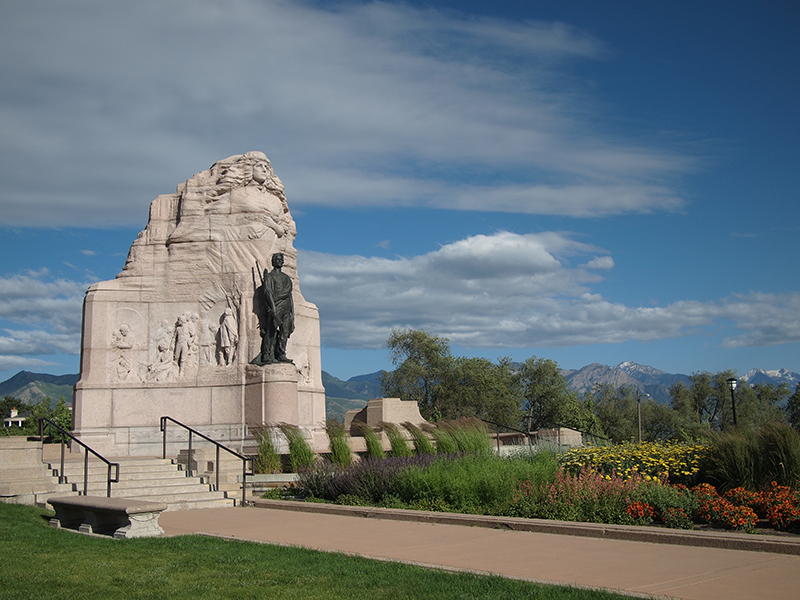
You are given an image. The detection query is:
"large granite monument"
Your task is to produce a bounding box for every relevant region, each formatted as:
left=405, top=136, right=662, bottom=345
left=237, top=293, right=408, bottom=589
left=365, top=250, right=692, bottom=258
left=72, top=152, right=326, bottom=456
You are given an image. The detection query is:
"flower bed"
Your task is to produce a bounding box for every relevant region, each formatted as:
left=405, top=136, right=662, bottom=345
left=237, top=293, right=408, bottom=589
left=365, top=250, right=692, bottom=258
left=289, top=443, right=800, bottom=535
left=559, top=441, right=710, bottom=486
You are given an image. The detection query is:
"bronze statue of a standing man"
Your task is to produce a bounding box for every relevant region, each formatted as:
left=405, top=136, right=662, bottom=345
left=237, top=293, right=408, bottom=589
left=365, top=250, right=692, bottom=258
left=256, top=253, right=294, bottom=364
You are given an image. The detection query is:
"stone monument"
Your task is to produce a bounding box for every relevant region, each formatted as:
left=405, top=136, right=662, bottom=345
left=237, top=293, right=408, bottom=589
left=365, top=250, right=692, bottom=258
left=72, top=152, right=326, bottom=456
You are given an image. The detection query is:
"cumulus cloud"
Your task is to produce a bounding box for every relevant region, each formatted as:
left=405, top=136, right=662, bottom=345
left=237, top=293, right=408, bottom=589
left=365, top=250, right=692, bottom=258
left=0, top=272, right=89, bottom=354
left=0, top=0, right=693, bottom=226
left=298, top=231, right=800, bottom=350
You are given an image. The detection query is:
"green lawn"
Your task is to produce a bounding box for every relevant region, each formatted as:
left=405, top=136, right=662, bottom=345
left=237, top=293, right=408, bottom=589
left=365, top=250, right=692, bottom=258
left=0, top=503, right=628, bottom=599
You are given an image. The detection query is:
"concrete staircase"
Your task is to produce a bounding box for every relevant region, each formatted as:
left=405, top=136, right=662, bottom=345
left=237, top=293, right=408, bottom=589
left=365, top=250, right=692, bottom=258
left=0, top=437, right=74, bottom=506
left=0, top=437, right=237, bottom=510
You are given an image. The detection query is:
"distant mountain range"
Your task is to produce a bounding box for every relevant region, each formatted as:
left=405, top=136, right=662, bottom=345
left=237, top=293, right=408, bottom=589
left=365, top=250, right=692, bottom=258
left=3, top=364, right=797, bottom=420
left=0, top=371, right=79, bottom=409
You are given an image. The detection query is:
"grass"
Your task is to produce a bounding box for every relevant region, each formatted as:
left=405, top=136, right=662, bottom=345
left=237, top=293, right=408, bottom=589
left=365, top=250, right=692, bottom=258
left=0, top=503, right=628, bottom=600
left=277, top=423, right=317, bottom=473
left=252, top=426, right=282, bottom=474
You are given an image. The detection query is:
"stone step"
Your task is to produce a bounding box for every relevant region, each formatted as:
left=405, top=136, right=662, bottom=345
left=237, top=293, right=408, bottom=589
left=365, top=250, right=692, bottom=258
left=76, top=481, right=215, bottom=496
left=1, top=447, right=241, bottom=510
left=111, top=490, right=232, bottom=505
left=51, top=466, right=193, bottom=482
left=0, top=465, right=54, bottom=481
left=0, top=479, right=67, bottom=495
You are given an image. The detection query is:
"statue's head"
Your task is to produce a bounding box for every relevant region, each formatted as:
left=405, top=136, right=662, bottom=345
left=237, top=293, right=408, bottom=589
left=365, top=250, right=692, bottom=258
left=271, top=253, right=284, bottom=268
left=217, top=151, right=279, bottom=190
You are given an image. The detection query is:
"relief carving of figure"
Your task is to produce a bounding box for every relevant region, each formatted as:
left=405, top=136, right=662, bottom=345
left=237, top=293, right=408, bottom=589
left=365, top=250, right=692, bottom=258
left=197, top=311, right=217, bottom=365
left=218, top=308, right=238, bottom=366
left=172, top=314, right=195, bottom=377
left=111, top=324, right=136, bottom=381
left=148, top=338, right=175, bottom=382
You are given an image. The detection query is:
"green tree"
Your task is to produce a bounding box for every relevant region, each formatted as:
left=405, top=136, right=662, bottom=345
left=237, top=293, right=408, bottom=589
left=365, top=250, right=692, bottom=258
left=787, top=383, right=800, bottom=431
left=441, top=356, right=521, bottom=425
left=381, top=329, right=455, bottom=420
left=518, top=357, right=587, bottom=431
left=587, top=384, right=637, bottom=443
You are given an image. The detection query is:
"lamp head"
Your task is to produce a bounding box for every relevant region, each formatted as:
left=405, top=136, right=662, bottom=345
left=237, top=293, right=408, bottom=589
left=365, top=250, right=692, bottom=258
left=726, top=377, right=738, bottom=392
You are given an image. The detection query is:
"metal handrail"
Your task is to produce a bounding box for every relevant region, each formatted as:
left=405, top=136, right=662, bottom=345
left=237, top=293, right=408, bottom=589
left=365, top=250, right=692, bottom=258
left=37, top=417, right=120, bottom=497
left=160, top=416, right=253, bottom=507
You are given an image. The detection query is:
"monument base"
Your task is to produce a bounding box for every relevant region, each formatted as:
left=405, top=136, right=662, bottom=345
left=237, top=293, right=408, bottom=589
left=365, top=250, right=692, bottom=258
left=245, top=363, right=300, bottom=426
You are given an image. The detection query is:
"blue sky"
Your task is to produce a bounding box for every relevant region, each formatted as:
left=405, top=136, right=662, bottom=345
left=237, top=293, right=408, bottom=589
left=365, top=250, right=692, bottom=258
left=1, top=0, right=798, bottom=382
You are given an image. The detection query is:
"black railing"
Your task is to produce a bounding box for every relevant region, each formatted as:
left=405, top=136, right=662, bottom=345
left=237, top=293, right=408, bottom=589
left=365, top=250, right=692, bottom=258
left=38, top=417, right=119, bottom=497
left=160, top=417, right=253, bottom=507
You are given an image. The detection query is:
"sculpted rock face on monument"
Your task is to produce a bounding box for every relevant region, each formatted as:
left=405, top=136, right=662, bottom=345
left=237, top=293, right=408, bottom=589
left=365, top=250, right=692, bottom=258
left=72, top=152, right=326, bottom=456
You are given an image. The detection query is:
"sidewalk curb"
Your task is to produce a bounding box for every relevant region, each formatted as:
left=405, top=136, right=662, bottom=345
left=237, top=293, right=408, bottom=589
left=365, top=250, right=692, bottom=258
left=250, top=498, right=800, bottom=555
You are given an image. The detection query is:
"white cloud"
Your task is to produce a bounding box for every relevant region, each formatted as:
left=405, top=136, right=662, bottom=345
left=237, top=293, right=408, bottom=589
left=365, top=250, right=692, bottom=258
left=0, top=0, right=693, bottom=226
left=298, top=231, right=800, bottom=350
left=0, top=355, right=64, bottom=373
left=0, top=272, right=90, bottom=354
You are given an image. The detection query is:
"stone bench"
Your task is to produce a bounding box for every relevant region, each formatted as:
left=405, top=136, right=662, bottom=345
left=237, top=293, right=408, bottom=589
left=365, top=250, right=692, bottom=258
left=47, top=496, right=168, bottom=539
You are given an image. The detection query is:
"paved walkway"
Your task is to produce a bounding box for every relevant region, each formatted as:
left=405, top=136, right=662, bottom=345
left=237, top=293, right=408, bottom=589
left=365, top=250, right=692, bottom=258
left=159, top=502, right=799, bottom=600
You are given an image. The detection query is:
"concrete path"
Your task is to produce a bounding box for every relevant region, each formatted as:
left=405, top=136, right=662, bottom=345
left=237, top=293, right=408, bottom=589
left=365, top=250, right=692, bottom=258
left=159, top=504, right=800, bottom=600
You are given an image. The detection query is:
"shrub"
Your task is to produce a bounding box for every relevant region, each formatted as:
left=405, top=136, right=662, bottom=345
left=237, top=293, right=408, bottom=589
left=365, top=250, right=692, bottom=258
left=357, top=423, right=385, bottom=459
left=692, top=483, right=758, bottom=532
left=382, top=423, right=411, bottom=457
left=661, top=507, right=694, bottom=529
left=278, top=423, right=316, bottom=473
left=757, top=422, right=800, bottom=489
left=760, top=482, right=800, bottom=530
left=325, top=419, right=353, bottom=468
left=393, top=451, right=558, bottom=515
left=402, top=422, right=435, bottom=455
left=508, top=466, right=649, bottom=525
left=296, top=455, right=438, bottom=504
left=253, top=426, right=281, bottom=474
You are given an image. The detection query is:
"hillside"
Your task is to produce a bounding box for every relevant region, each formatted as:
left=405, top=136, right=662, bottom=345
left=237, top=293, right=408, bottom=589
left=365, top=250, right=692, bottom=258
left=0, top=371, right=79, bottom=407
left=321, top=370, right=382, bottom=423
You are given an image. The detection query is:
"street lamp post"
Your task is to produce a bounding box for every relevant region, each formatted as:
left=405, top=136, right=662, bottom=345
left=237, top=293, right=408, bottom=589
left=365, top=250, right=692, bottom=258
left=726, top=377, right=738, bottom=427
left=637, top=390, right=642, bottom=443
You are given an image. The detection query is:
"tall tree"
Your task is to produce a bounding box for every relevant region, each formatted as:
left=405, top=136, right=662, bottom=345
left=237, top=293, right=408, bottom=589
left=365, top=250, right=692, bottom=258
left=786, top=383, right=800, bottom=431
left=586, top=384, right=638, bottom=443
left=442, top=356, right=521, bottom=425
left=380, top=329, right=455, bottom=420
left=518, top=357, right=586, bottom=431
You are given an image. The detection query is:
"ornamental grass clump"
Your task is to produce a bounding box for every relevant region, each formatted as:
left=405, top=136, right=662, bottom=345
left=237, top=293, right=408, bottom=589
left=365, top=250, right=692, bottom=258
left=402, top=422, right=435, bottom=455
left=252, top=426, right=281, bottom=474
left=441, top=418, right=493, bottom=456
left=706, top=423, right=800, bottom=492
left=382, top=422, right=411, bottom=457
left=426, top=424, right=459, bottom=454
left=325, top=419, right=353, bottom=468
left=357, top=423, right=385, bottom=459
left=757, top=422, right=800, bottom=489
left=277, top=423, right=317, bottom=473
